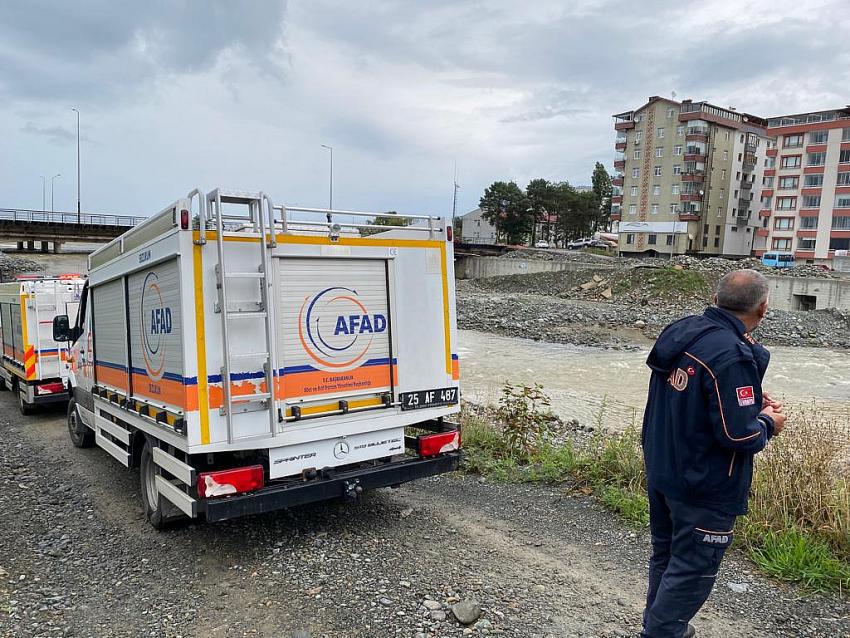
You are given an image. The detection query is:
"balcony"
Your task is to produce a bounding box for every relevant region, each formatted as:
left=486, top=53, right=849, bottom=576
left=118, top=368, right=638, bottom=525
left=759, top=209, right=771, bottom=218
left=756, top=228, right=769, bottom=237
left=615, top=142, right=626, bottom=152
left=684, top=152, right=707, bottom=162
left=682, top=173, right=704, bottom=182
left=740, top=180, right=753, bottom=191
left=612, top=177, right=624, bottom=187
left=799, top=209, right=819, bottom=217
left=610, top=212, right=621, bottom=221
left=797, top=229, right=818, bottom=237
left=614, top=120, right=635, bottom=131
left=795, top=250, right=816, bottom=258
left=679, top=212, right=701, bottom=221
left=614, top=160, right=626, bottom=170
left=679, top=193, right=703, bottom=202
left=766, top=148, right=777, bottom=157
left=743, top=153, right=757, bottom=168
left=611, top=195, right=623, bottom=204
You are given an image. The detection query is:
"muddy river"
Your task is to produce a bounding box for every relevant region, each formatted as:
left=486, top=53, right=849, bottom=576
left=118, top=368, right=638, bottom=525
left=458, top=330, right=850, bottom=432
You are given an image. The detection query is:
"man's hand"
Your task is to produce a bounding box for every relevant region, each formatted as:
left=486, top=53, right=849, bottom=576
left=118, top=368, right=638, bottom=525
left=761, top=405, right=787, bottom=436
left=762, top=393, right=783, bottom=411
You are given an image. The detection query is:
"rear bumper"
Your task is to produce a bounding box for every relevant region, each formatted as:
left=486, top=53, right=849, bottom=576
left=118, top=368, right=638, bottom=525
left=33, top=391, right=70, bottom=406
left=203, top=452, right=460, bottom=523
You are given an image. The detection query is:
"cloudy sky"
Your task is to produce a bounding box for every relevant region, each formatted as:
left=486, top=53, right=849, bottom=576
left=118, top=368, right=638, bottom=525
left=1, top=0, right=848, bottom=219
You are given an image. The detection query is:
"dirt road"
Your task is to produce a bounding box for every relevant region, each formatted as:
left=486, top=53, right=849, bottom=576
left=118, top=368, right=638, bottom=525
left=1, top=396, right=847, bottom=637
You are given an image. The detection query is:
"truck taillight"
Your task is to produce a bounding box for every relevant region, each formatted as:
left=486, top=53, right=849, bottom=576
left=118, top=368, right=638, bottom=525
left=197, top=465, right=264, bottom=499
left=180, top=208, right=190, bottom=230
left=36, top=382, right=66, bottom=395
left=418, top=431, right=460, bottom=457
left=446, top=225, right=453, bottom=241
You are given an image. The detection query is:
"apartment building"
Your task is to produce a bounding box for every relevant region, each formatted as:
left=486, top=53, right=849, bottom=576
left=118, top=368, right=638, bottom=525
left=611, top=96, right=768, bottom=257
left=755, top=107, right=850, bottom=264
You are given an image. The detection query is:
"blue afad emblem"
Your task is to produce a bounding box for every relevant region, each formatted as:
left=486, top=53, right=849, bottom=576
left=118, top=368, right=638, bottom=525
left=150, top=307, right=173, bottom=334
left=333, top=314, right=386, bottom=335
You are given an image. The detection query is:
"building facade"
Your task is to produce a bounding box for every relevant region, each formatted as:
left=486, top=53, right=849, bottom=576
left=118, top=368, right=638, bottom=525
left=611, top=97, right=768, bottom=257
left=457, top=207, right=498, bottom=244
left=755, top=108, right=850, bottom=264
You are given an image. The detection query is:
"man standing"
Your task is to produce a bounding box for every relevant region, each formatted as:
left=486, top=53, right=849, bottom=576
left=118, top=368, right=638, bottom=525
left=640, top=270, right=786, bottom=638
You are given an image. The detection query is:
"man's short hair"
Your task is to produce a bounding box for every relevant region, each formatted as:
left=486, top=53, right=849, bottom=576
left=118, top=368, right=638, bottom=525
left=715, top=269, right=769, bottom=314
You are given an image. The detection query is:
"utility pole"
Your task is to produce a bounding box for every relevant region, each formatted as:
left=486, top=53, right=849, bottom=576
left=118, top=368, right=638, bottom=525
left=321, top=144, right=333, bottom=210
left=451, top=163, right=459, bottom=220
left=40, top=175, right=46, bottom=211
left=50, top=173, right=61, bottom=213
left=72, top=108, right=81, bottom=223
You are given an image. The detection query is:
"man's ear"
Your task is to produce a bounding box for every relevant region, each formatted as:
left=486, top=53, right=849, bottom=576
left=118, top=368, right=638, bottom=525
left=758, top=298, right=769, bottom=319
left=712, top=293, right=718, bottom=305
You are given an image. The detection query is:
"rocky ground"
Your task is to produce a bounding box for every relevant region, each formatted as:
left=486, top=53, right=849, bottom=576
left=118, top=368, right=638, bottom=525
left=1, top=396, right=849, bottom=637
left=0, top=252, right=44, bottom=279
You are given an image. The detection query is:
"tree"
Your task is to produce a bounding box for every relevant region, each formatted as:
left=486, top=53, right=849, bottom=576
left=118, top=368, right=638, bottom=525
left=525, top=178, right=555, bottom=245
left=479, top=181, right=532, bottom=245
left=591, top=162, right=613, bottom=228
left=363, top=211, right=411, bottom=236
left=550, top=183, right=600, bottom=244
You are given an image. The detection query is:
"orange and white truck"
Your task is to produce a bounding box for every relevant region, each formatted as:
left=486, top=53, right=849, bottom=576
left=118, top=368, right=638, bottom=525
left=53, top=188, right=461, bottom=527
left=0, top=275, right=84, bottom=414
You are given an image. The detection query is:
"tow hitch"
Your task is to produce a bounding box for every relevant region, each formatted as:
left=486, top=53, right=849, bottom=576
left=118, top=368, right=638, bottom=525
left=343, top=479, right=363, bottom=501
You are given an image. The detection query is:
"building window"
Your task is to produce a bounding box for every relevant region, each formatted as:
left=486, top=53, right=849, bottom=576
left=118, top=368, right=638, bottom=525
left=804, top=174, right=824, bottom=187
left=776, top=196, right=797, bottom=210
left=837, top=172, right=850, bottom=186
left=836, top=195, right=850, bottom=208
left=666, top=235, right=673, bottom=245
left=655, top=147, right=664, bottom=158
left=653, top=184, right=661, bottom=196
left=843, top=128, right=850, bottom=142
left=720, top=189, right=725, bottom=200
left=763, top=176, right=774, bottom=187
left=840, top=149, right=850, bottom=164
left=765, top=157, right=776, bottom=169
left=723, top=150, right=729, bottom=160
left=634, top=149, right=642, bottom=160
left=674, top=145, right=683, bottom=156
left=667, top=108, right=676, bottom=119
left=703, top=223, right=710, bottom=234
left=672, top=184, right=680, bottom=195
left=626, top=233, right=635, bottom=244
left=724, top=131, right=730, bottom=141
left=676, top=125, right=685, bottom=136
left=809, top=130, right=829, bottom=144
left=774, top=217, right=794, bottom=230
left=657, top=127, right=665, bottom=138
left=651, top=204, right=659, bottom=215
left=648, top=234, right=657, bottom=245
left=807, top=152, right=826, bottom=166
left=672, top=164, right=681, bottom=175
left=632, top=168, right=640, bottom=178
left=780, top=155, right=802, bottom=169
left=731, top=225, right=738, bottom=232
left=635, top=131, right=642, bottom=143
left=778, top=176, right=799, bottom=190
left=832, top=216, right=850, bottom=230
left=631, top=186, right=639, bottom=196
left=654, top=166, right=662, bottom=176
left=802, top=195, right=821, bottom=209
left=702, top=235, right=708, bottom=247
left=800, top=216, right=818, bottom=229
left=773, top=238, right=792, bottom=251
left=798, top=237, right=816, bottom=250
left=629, top=204, right=637, bottom=215
left=669, top=204, right=678, bottom=213
left=714, top=237, right=720, bottom=248
left=784, top=134, right=803, bottom=148
left=761, top=196, right=772, bottom=209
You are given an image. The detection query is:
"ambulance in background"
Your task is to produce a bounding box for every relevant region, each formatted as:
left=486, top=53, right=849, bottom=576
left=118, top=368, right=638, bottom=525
left=53, top=188, right=461, bottom=528
left=0, top=275, right=84, bottom=414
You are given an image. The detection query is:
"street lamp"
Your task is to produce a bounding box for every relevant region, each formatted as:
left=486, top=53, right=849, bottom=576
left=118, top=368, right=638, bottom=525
left=50, top=173, right=61, bottom=213
left=321, top=144, right=333, bottom=210
left=71, top=108, right=81, bottom=223
left=40, top=175, right=46, bottom=211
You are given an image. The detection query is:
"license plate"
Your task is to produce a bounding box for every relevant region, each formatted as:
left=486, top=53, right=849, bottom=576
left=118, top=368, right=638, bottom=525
left=399, top=387, right=459, bottom=411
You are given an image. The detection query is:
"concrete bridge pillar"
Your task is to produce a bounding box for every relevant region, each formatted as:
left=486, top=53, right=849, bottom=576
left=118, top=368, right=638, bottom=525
left=52, top=241, right=62, bottom=254
left=26, top=241, right=34, bottom=251
left=16, top=241, right=23, bottom=251
left=40, top=241, right=48, bottom=253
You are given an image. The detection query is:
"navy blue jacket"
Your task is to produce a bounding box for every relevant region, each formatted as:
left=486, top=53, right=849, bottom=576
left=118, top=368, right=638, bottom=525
left=642, top=307, right=775, bottom=515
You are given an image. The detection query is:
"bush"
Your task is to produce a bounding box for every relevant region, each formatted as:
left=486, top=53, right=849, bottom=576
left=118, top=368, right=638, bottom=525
left=495, top=382, right=552, bottom=460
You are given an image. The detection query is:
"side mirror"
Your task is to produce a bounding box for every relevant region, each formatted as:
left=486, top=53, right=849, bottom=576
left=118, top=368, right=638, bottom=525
left=53, top=315, right=71, bottom=342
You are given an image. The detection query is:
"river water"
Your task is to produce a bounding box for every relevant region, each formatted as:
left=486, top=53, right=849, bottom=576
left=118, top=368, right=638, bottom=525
left=458, top=330, right=850, bottom=432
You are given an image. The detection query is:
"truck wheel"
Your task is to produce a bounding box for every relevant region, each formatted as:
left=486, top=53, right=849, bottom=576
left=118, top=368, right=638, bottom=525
left=67, top=399, right=94, bottom=448
left=0, top=376, right=7, bottom=391
left=140, top=440, right=167, bottom=530
left=18, top=386, right=36, bottom=415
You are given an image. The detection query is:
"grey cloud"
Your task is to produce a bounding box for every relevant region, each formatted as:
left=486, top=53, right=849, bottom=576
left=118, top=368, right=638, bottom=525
left=0, top=1, right=288, bottom=103
left=21, top=122, right=77, bottom=144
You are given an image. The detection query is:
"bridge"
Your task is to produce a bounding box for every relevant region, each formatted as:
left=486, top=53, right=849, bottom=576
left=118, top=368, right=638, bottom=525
left=0, top=208, right=146, bottom=252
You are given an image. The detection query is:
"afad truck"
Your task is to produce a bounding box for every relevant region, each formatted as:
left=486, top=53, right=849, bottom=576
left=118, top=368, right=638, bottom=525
left=0, top=275, right=84, bottom=414
left=53, top=188, right=461, bottom=528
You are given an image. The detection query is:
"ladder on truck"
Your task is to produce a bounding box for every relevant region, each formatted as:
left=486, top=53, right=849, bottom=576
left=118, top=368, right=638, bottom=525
left=201, top=189, right=279, bottom=443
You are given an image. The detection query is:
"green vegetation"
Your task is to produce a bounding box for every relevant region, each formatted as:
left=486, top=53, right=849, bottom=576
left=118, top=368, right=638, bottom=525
left=645, top=266, right=710, bottom=299
left=461, top=385, right=850, bottom=592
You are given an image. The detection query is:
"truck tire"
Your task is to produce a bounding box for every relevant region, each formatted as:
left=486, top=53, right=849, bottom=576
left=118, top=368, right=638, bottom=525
left=67, top=399, right=94, bottom=448
left=140, top=439, right=168, bottom=530
left=18, top=385, right=35, bottom=415
left=0, top=376, right=7, bottom=391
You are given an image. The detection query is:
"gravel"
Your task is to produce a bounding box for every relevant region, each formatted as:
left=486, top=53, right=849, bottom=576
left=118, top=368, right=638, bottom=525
left=0, top=252, right=44, bottom=279
left=0, top=398, right=848, bottom=637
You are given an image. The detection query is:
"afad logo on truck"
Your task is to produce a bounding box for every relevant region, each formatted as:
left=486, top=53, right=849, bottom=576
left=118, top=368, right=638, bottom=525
left=298, top=286, right=386, bottom=370
left=139, top=272, right=172, bottom=381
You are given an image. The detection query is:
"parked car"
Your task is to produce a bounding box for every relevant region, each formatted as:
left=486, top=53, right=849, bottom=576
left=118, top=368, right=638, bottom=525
left=567, top=238, right=592, bottom=250
left=588, top=239, right=614, bottom=249
left=534, top=240, right=550, bottom=249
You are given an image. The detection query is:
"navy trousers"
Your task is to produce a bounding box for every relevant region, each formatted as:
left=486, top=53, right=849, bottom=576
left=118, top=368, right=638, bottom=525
left=641, top=487, right=736, bottom=638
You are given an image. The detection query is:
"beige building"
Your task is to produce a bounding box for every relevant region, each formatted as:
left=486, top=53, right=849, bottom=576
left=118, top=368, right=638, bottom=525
left=457, top=207, right=498, bottom=244
left=611, top=97, right=768, bottom=257
left=756, top=107, right=850, bottom=264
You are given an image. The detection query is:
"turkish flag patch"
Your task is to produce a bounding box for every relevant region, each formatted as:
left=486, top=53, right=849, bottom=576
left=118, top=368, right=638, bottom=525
left=736, top=386, right=755, bottom=406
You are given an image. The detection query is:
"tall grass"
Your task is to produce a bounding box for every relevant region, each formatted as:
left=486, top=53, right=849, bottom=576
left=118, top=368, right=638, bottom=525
left=461, top=387, right=850, bottom=592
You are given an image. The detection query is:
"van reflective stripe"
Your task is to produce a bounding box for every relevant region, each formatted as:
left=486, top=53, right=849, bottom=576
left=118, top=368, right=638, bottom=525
left=193, top=242, right=211, bottom=444
left=20, top=293, right=34, bottom=379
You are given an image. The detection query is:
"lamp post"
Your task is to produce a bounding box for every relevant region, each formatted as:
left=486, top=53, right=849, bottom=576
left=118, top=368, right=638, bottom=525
left=71, top=108, right=81, bottom=223
left=50, top=173, right=61, bottom=213
left=40, top=175, right=46, bottom=211
left=321, top=144, right=333, bottom=210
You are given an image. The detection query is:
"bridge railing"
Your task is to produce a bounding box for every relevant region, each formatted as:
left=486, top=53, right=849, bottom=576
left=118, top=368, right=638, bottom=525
left=0, top=208, right=146, bottom=227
